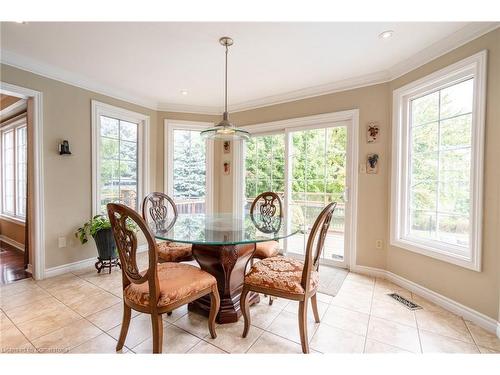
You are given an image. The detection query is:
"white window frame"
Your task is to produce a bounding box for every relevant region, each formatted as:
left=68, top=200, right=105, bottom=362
left=237, top=110, right=359, bottom=269
left=391, top=51, right=487, bottom=271
left=91, top=100, right=150, bottom=216
left=0, top=115, right=27, bottom=224
left=164, top=119, right=214, bottom=214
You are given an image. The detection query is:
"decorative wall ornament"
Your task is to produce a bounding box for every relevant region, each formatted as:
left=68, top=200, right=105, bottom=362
left=58, top=140, right=72, bottom=155
left=223, top=140, right=231, bottom=154
left=367, top=153, right=379, bottom=174
left=223, top=161, right=231, bottom=175
left=367, top=121, right=380, bottom=143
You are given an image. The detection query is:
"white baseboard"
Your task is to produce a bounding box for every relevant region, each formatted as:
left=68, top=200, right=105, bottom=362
left=44, top=244, right=148, bottom=278
left=0, top=234, right=25, bottom=252
left=351, top=264, right=500, bottom=338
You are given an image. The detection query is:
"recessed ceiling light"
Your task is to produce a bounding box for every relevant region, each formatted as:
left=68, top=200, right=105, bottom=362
left=180, top=90, right=188, bottom=96
left=14, top=21, right=27, bottom=24
left=379, top=30, right=394, bottom=39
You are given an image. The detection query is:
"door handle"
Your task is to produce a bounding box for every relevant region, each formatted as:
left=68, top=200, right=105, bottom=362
left=343, top=187, right=349, bottom=203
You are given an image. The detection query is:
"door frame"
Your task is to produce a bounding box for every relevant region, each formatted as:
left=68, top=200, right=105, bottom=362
left=0, top=81, right=45, bottom=280
left=164, top=119, right=215, bottom=214
left=237, top=110, right=359, bottom=269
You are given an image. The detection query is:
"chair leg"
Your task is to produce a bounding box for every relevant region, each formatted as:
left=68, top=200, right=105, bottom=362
left=116, top=302, right=131, bottom=351
left=208, top=286, right=220, bottom=339
left=151, top=313, right=163, bottom=354
left=240, top=287, right=251, bottom=338
left=268, top=296, right=274, bottom=305
left=167, top=312, right=172, bottom=316
left=298, top=300, right=310, bottom=354
left=311, top=293, right=320, bottom=323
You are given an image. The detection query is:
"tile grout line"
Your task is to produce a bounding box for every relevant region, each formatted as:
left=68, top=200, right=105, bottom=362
left=462, top=317, right=482, bottom=352
left=361, top=276, right=376, bottom=353
left=1, top=308, right=39, bottom=353
left=411, top=292, right=424, bottom=353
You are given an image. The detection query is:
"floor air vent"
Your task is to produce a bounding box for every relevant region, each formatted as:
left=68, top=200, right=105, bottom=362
left=387, top=293, right=422, bottom=310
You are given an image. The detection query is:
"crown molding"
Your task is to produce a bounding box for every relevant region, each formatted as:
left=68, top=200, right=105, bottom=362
left=0, top=50, right=159, bottom=111
left=388, top=22, right=499, bottom=80
left=1, top=22, right=498, bottom=115
left=225, top=70, right=391, bottom=112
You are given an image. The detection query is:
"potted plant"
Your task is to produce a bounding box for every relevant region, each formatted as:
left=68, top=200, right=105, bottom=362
left=75, top=215, right=123, bottom=273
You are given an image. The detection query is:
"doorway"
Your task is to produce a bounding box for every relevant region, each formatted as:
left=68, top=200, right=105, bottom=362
left=0, top=94, right=29, bottom=284
left=0, top=82, right=44, bottom=281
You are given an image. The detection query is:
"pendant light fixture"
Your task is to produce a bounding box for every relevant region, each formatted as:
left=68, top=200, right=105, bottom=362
left=201, top=37, right=250, bottom=141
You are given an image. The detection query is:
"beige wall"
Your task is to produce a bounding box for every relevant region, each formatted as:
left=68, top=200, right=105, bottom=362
left=0, top=219, right=25, bottom=245
left=227, top=84, right=391, bottom=269
left=388, top=29, right=500, bottom=319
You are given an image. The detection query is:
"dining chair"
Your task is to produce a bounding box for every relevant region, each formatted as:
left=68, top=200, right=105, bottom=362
left=249, top=191, right=283, bottom=305
left=241, top=202, right=337, bottom=353
left=142, top=192, right=194, bottom=263
left=107, top=203, right=220, bottom=354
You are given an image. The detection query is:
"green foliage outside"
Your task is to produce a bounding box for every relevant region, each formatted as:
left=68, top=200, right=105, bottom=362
left=173, top=130, right=206, bottom=199
left=99, top=116, right=138, bottom=213
left=244, top=127, right=347, bottom=230
left=409, top=79, right=473, bottom=245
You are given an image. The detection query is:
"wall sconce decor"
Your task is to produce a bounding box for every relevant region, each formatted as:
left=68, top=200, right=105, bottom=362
left=367, top=153, right=379, bottom=174
left=367, top=121, right=380, bottom=143
left=223, top=140, right=231, bottom=154
left=58, top=140, right=72, bottom=155
left=223, top=161, right=231, bottom=175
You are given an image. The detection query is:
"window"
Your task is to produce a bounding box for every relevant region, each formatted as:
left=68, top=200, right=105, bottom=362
left=1, top=117, right=27, bottom=221
left=165, top=120, right=214, bottom=214
left=391, top=51, right=486, bottom=271
left=92, top=101, right=150, bottom=216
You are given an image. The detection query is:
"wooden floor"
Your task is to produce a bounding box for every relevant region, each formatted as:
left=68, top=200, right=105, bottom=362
left=0, top=241, right=30, bottom=285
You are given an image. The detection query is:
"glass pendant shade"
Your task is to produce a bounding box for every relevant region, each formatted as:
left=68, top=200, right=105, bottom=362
left=201, top=113, right=250, bottom=141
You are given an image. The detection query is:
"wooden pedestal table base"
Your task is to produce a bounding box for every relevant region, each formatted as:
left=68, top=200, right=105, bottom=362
left=188, top=243, right=260, bottom=324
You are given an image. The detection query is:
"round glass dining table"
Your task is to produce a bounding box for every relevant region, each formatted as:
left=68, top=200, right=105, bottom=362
left=150, top=213, right=302, bottom=324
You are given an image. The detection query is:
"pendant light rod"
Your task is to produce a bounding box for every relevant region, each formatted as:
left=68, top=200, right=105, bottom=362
left=219, top=37, right=233, bottom=120
left=224, top=42, right=228, bottom=118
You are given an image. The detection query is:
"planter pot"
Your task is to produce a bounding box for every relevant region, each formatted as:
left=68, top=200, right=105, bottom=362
left=92, top=228, right=118, bottom=260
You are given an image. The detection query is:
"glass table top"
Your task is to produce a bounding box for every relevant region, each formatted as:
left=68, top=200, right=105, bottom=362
left=150, top=213, right=303, bottom=246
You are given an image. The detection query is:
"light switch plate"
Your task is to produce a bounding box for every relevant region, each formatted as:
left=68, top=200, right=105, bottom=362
left=58, top=236, right=67, bottom=248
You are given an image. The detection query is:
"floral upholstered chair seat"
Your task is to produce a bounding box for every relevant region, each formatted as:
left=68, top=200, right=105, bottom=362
left=157, top=241, right=193, bottom=262
left=245, top=256, right=319, bottom=295
left=125, top=262, right=216, bottom=308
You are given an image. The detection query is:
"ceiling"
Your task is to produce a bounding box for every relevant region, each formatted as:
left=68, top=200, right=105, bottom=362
left=0, top=22, right=497, bottom=113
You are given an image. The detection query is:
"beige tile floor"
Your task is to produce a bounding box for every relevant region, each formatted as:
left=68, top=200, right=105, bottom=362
left=1, top=258, right=500, bottom=354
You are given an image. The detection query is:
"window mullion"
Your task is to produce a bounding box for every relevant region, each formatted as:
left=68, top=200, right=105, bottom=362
left=435, top=91, right=442, bottom=241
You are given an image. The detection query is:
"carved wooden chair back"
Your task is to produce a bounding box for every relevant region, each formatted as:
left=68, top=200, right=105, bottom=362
left=142, top=192, right=178, bottom=233
left=250, top=192, right=283, bottom=234
left=107, top=203, right=160, bottom=304
left=301, top=202, right=337, bottom=294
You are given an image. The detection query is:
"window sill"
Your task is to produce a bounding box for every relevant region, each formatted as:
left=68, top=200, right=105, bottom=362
left=0, top=214, right=26, bottom=226
left=390, top=237, right=480, bottom=272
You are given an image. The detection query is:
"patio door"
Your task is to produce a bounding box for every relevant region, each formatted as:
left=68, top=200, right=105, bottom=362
left=285, top=123, right=350, bottom=267
left=243, top=116, right=356, bottom=268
